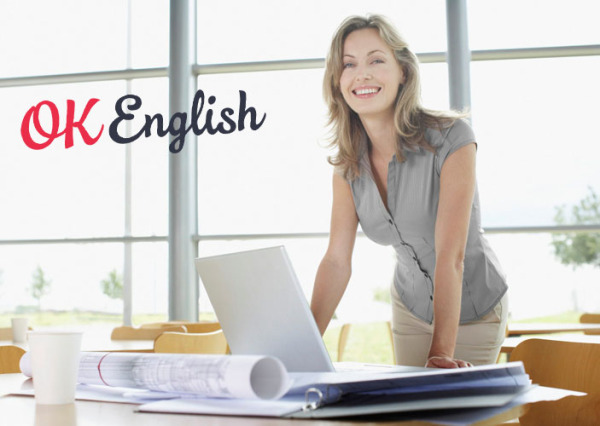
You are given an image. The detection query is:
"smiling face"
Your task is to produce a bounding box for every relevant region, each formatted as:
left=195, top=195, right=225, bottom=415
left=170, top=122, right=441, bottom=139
left=339, top=28, right=405, bottom=121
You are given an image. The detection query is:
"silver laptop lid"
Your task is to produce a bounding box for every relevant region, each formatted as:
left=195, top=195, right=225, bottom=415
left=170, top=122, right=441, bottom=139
left=195, top=246, right=335, bottom=372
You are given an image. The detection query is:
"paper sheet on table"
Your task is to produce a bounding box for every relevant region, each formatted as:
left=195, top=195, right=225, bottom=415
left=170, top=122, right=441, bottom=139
left=138, top=394, right=308, bottom=417
left=20, top=351, right=290, bottom=400
left=9, top=379, right=159, bottom=404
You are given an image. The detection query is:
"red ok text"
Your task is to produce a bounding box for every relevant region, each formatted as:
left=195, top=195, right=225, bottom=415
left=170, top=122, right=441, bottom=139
left=21, top=99, right=104, bottom=150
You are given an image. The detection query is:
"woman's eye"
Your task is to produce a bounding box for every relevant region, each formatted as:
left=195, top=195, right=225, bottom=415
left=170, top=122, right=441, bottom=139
left=372, top=59, right=384, bottom=64
left=343, top=63, right=355, bottom=69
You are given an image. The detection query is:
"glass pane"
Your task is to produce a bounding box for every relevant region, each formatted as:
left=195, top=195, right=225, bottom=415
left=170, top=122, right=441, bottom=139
left=469, top=0, right=600, bottom=50
left=471, top=56, right=600, bottom=228
left=486, top=233, right=600, bottom=320
left=130, top=0, right=169, bottom=69
left=196, top=0, right=447, bottom=64
left=0, top=0, right=128, bottom=78
left=129, top=78, right=169, bottom=236
left=0, top=243, right=122, bottom=321
left=196, top=69, right=332, bottom=235
left=131, top=242, right=168, bottom=323
left=420, top=62, right=450, bottom=111
left=1, top=81, right=128, bottom=239
left=0, top=241, right=169, bottom=326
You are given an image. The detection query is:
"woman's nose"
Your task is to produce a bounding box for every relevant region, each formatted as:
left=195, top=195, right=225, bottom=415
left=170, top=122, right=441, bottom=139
left=355, top=66, right=372, bottom=81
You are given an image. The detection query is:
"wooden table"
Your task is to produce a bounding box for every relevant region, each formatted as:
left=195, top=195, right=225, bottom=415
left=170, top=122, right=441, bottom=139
left=507, top=323, right=600, bottom=336
left=0, top=326, right=155, bottom=353
left=0, top=373, right=527, bottom=426
left=501, top=334, right=600, bottom=355
left=0, top=338, right=154, bottom=353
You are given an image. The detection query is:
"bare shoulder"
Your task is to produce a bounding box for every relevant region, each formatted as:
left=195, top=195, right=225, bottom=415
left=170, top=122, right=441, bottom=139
left=331, top=171, right=356, bottom=211
left=332, top=170, right=350, bottom=189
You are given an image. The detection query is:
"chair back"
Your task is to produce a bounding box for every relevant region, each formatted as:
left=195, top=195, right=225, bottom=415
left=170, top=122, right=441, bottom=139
left=154, top=330, right=228, bottom=354
left=140, top=321, right=221, bottom=333
left=0, top=345, right=26, bottom=374
left=510, top=338, right=600, bottom=394
left=0, top=328, right=12, bottom=340
left=111, top=325, right=187, bottom=340
left=0, top=326, right=33, bottom=341
left=510, top=338, right=600, bottom=425
left=580, top=313, right=600, bottom=335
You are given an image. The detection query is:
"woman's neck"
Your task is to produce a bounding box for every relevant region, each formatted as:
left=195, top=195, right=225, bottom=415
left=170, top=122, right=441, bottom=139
left=361, top=114, right=397, bottom=163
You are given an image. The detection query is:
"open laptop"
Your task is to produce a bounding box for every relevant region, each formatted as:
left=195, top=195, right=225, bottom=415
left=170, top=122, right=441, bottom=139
left=195, top=246, right=335, bottom=372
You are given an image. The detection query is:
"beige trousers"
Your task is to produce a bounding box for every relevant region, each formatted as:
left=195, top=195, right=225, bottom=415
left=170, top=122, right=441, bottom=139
left=391, top=284, right=508, bottom=367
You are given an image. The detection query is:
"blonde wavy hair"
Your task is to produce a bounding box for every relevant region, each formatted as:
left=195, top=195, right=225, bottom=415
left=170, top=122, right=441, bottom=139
left=323, top=14, right=465, bottom=179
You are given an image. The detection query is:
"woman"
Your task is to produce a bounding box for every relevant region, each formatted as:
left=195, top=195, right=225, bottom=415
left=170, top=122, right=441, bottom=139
left=310, top=15, right=508, bottom=368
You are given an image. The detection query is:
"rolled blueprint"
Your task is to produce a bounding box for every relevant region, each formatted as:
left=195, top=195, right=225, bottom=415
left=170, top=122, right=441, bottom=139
left=21, top=351, right=290, bottom=400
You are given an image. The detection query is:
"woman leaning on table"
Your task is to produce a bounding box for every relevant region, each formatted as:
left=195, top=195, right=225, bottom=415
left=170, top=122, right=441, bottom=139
left=310, top=14, right=509, bottom=368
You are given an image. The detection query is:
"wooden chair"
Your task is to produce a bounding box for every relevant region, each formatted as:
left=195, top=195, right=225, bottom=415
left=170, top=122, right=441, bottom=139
left=337, top=320, right=394, bottom=363
left=334, top=300, right=394, bottom=363
left=153, top=330, right=229, bottom=354
left=140, top=321, right=222, bottom=334
left=580, top=313, right=600, bottom=335
left=509, top=338, right=600, bottom=425
left=110, top=325, right=187, bottom=340
left=0, top=328, right=12, bottom=340
left=497, top=324, right=510, bottom=363
left=0, top=326, right=32, bottom=341
left=0, top=345, right=26, bottom=374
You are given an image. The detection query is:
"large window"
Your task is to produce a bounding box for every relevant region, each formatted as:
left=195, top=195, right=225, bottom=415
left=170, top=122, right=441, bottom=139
left=468, top=0, right=599, bottom=50
left=0, top=0, right=170, bottom=323
left=1, top=0, right=598, bottom=326
left=472, top=56, right=600, bottom=228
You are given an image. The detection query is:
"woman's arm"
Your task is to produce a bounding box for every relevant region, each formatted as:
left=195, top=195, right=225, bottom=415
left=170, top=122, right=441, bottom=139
left=427, top=143, right=477, bottom=368
left=310, top=172, right=359, bottom=335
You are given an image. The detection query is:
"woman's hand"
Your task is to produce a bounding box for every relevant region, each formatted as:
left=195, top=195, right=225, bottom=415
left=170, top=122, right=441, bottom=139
left=426, top=356, right=472, bottom=369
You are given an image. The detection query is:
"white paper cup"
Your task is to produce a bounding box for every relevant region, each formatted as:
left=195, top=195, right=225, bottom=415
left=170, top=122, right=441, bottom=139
left=34, top=403, right=77, bottom=426
left=28, top=331, right=82, bottom=405
left=11, top=317, right=29, bottom=343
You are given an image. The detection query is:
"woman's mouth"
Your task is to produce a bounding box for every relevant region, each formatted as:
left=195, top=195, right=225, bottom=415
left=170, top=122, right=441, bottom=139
left=352, top=87, right=381, bottom=97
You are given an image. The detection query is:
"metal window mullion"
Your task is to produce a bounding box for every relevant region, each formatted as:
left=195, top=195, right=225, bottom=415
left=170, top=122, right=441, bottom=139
left=471, top=45, right=600, bottom=61
left=0, top=68, right=167, bottom=88
left=0, top=223, right=598, bottom=247
left=2, top=45, right=599, bottom=88
left=193, top=58, right=325, bottom=75
left=446, top=0, right=471, bottom=111
left=168, top=0, right=198, bottom=322
left=122, top=0, right=134, bottom=327
left=0, top=236, right=167, bottom=245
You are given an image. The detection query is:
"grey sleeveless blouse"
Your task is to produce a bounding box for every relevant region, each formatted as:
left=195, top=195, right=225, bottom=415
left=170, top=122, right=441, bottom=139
left=349, top=119, right=507, bottom=324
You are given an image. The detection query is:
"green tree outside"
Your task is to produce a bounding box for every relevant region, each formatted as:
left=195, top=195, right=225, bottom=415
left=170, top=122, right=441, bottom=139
left=101, top=269, right=123, bottom=300
left=552, top=187, right=600, bottom=269
left=552, top=187, right=600, bottom=312
left=30, top=265, right=52, bottom=310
